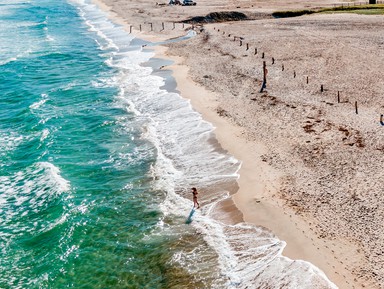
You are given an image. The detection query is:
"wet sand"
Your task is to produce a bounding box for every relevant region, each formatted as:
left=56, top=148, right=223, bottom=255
left=93, top=0, right=384, bottom=288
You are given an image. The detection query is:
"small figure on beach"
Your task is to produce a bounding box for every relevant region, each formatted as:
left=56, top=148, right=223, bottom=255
left=192, top=187, right=200, bottom=209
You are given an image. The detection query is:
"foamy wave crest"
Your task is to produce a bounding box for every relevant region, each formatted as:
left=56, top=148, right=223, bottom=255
left=0, top=162, right=70, bottom=208
left=0, top=161, right=76, bottom=288
left=74, top=1, right=135, bottom=54
left=0, top=131, right=24, bottom=157
left=0, top=57, right=17, bottom=66
left=0, top=162, right=70, bottom=236
left=36, top=162, right=71, bottom=194
left=193, top=217, right=337, bottom=288
left=39, top=128, right=50, bottom=143
left=29, top=93, right=48, bottom=110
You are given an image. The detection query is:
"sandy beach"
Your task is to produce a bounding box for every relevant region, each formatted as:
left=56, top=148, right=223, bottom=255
left=94, top=0, right=384, bottom=288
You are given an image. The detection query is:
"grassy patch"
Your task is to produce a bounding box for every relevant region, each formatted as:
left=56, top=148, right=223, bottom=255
left=272, top=4, right=384, bottom=18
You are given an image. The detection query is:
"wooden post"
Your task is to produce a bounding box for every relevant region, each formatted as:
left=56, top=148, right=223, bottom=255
left=234, top=36, right=236, bottom=41
left=337, top=91, right=340, bottom=103
left=321, top=84, right=324, bottom=92
left=294, top=71, right=296, bottom=78
left=272, top=57, right=275, bottom=64
left=306, top=76, right=309, bottom=84
left=282, top=64, right=284, bottom=71
left=264, top=61, right=267, bottom=85
left=161, top=22, right=164, bottom=31
left=240, top=40, right=242, bottom=46
left=355, top=101, right=358, bottom=114
left=260, top=61, right=267, bottom=93
left=172, top=22, right=175, bottom=30
left=150, top=23, right=153, bottom=31
left=182, top=23, right=185, bottom=28
left=140, top=24, right=142, bottom=31
left=254, top=48, right=257, bottom=55
left=262, top=52, right=264, bottom=59
left=129, top=25, right=132, bottom=33
left=246, top=43, right=249, bottom=51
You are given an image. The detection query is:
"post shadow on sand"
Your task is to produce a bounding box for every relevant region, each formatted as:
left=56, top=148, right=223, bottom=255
left=185, top=208, right=196, bottom=224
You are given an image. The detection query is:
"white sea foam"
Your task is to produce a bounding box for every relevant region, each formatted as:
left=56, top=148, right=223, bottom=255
left=29, top=94, right=48, bottom=110
left=0, top=57, right=17, bottom=66
left=0, top=131, right=24, bottom=159
left=0, top=161, right=71, bottom=246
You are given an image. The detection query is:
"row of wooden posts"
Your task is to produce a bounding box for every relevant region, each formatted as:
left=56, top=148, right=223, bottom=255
left=127, top=22, right=190, bottom=33
left=124, top=21, right=383, bottom=125
left=212, top=26, right=383, bottom=123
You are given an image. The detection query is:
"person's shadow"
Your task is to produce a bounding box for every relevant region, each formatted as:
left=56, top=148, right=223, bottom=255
left=185, top=208, right=196, bottom=224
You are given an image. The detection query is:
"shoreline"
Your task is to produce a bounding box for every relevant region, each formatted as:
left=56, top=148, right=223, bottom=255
left=91, top=1, right=383, bottom=288
left=161, top=45, right=353, bottom=289
left=91, top=0, right=347, bottom=287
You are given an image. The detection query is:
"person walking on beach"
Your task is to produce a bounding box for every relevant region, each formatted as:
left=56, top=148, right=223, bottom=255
left=192, top=187, right=200, bottom=209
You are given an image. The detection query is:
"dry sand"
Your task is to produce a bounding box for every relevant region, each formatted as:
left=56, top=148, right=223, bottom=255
left=94, top=0, right=384, bottom=288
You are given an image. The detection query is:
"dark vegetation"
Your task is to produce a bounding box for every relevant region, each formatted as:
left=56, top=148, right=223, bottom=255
left=183, top=11, right=248, bottom=23
left=272, top=4, right=384, bottom=18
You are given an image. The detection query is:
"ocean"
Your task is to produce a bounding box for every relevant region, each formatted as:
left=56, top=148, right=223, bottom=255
left=0, top=0, right=337, bottom=288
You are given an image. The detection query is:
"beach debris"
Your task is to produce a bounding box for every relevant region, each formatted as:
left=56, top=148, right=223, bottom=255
left=216, top=106, right=230, bottom=117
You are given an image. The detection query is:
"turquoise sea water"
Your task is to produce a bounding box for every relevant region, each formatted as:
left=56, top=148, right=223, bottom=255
left=0, top=1, right=338, bottom=288
left=0, top=1, right=233, bottom=287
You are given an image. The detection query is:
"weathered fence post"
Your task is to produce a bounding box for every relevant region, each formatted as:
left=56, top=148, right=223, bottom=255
left=254, top=48, right=257, bottom=55
left=321, top=84, right=324, bottom=92
left=246, top=43, right=249, bottom=51
left=294, top=71, right=296, bottom=78
left=306, top=76, right=309, bottom=84
left=260, top=61, right=267, bottom=92
left=150, top=23, right=153, bottom=31
left=129, top=25, right=132, bottom=33
left=140, top=24, right=142, bottom=31
left=262, top=52, right=264, bottom=59
left=337, top=91, right=340, bottom=103
left=161, top=22, right=164, bottom=31
left=355, top=101, right=358, bottom=114
left=282, top=64, right=284, bottom=71
left=272, top=57, right=275, bottom=64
